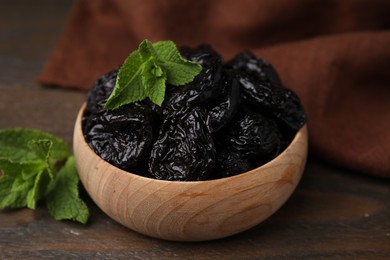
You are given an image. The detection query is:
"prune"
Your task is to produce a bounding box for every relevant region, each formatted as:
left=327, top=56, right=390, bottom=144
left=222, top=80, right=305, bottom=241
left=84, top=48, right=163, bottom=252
left=239, top=77, right=306, bottom=131
left=86, top=68, right=118, bottom=114
left=214, top=150, right=254, bottom=178
left=217, top=111, right=281, bottom=159
left=225, top=51, right=282, bottom=87
left=206, top=71, right=241, bottom=133
left=180, top=44, right=222, bottom=67
left=212, top=111, right=282, bottom=178
left=164, top=45, right=223, bottom=111
left=226, top=51, right=306, bottom=131
left=83, top=103, right=154, bottom=172
left=83, top=44, right=307, bottom=181
left=148, top=104, right=215, bottom=181
left=83, top=69, right=161, bottom=173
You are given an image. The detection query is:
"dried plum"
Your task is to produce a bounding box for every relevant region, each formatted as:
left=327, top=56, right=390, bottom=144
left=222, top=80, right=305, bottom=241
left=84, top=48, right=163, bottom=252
left=214, top=150, right=254, bottom=178
left=226, top=51, right=306, bottom=131
left=217, top=112, right=281, bottom=159
left=86, top=68, right=118, bottom=114
left=225, top=51, right=282, bottom=87
left=212, top=111, right=282, bottom=178
left=206, top=71, right=241, bottom=133
left=239, top=77, right=306, bottom=131
left=164, top=45, right=223, bottom=111
left=83, top=103, right=154, bottom=172
left=180, top=44, right=222, bottom=67
left=148, top=105, right=215, bottom=181
left=83, top=44, right=307, bottom=181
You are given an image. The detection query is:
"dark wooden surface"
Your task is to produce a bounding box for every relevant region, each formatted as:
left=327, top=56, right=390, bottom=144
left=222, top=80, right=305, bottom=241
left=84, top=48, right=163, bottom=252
left=1, top=1, right=389, bottom=259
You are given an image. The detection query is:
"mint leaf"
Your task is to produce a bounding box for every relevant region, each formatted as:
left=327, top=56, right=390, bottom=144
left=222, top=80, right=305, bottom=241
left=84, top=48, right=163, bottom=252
left=26, top=169, right=51, bottom=209
left=142, top=60, right=167, bottom=106
left=0, top=156, right=46, bottom=209
left=27, top=139, right=54, bottom=178
left=0, top=128, right=70, bottom=165
left=0, top=128, right=89, bottom=224
left=138, top=39, right=155, bottom=61
left=153, top=40, right=202, bottom=85
left=0, top=129, right=69, bottom=209
left=27, top=139, right=51, bottom=161
left=105, top=50, right=146, bottom=109
left=104, top=39, right=202, bottom=109
left=46, top=156, right=89, bottom=224
left=152, top=64, right=164, bottom=77
left=0, top=176, right=30, bottom=208
left=0, top=159, right=37, bottom=208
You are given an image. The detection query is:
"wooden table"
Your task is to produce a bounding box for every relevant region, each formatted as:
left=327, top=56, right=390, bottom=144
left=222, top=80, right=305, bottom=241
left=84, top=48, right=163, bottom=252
left=1, top=1, right=389, bottom=258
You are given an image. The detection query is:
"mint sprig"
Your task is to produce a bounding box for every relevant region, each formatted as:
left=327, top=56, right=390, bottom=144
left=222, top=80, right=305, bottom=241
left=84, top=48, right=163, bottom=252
left=0, top=128, right=89, bottom=224
left=104, top=40, right=202, bottom=109
left=46, top=156, right=89, bottom=224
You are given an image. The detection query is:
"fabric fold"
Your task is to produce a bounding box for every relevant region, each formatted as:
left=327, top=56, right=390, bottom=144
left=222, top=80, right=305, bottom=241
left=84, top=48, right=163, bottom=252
left=37, top=0, right=390, bottom=178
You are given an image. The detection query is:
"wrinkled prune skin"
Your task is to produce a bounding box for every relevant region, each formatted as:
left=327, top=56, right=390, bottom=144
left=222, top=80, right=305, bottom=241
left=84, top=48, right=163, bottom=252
left=163, top=45, right=223, bottom=111
left=238, top=77, right=306, bottom=131
left=213, top=111, right=281, bottom=178
left=83, top=103, right=154, bottom=172
left=83, top=69, right=157, bottom=173
left=232, top=113, right=280, bottom=158
left=214, top=150, right=254, bottom=179
left=85, top=68, right=162, bottom=117
left=86, top=68, right=118, bottom=114
left=83, top=45, right=307, bottom=181
left=226, top=51, right=306, bottom=131
left=148, top=105, right=215, bottom=181
left=166, top=45, right=240, bottom=133
left=225, top=51, right=282, bottom=87
left=217, top=111, right=281, bottom=159
left=206, top=71, right=241, bottom=133
left=180, top=44, right=222, bottom=67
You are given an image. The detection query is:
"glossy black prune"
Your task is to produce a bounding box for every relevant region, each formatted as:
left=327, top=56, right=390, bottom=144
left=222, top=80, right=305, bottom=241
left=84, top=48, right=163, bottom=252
left=238, top=77, right=306, bottom=131
left=83, top=45, right=307, bottom=181
left=217, top=111, right=281, bottom=159
left=85, top=67, right=163, bottom=119
left=213, top=111, right=282, bottom=178
left=86, top=68, right=118, bottom=114
left=148, top=104, right=215, bottom=181
left=164, top=45, right=223, bottom=111
left=180, top=44, right=222, bottom=67
left=214, top=150, right=254, bottom=178
left=83, top=103, right=154, bottom=171
left=227, top=51, right=306, bottom=131
left=225, top=51, right=282, bottom=87
left=206, top=71, right=241, bottom=133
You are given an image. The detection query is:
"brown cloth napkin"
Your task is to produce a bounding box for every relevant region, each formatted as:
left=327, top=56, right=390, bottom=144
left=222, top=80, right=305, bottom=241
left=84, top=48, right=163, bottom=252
left=37, top=0, right=390, bottom=178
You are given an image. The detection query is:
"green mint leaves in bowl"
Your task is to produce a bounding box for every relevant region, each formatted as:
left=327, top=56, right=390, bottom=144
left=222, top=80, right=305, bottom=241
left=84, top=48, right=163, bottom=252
left=104, top=39, right=202, bottom=109
left=74, top=40, right=308, bottom=241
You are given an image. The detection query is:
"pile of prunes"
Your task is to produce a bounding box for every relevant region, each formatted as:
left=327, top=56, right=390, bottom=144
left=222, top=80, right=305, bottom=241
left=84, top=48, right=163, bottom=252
left=82, top=45, right=307, bottom=181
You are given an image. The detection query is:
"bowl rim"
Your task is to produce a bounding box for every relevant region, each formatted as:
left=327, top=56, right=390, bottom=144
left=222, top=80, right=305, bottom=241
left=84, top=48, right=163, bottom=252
left=76, top=103, right=308, bottom=185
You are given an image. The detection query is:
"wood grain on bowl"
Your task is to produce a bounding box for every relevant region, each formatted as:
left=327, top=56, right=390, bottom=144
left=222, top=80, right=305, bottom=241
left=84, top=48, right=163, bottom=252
left=74, top=104, right=308, bottom=241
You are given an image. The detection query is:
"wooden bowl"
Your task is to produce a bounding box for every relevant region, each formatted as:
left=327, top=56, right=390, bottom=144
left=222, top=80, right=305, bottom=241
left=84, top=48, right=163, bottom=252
left=73, top=104, right=308, bottom=241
